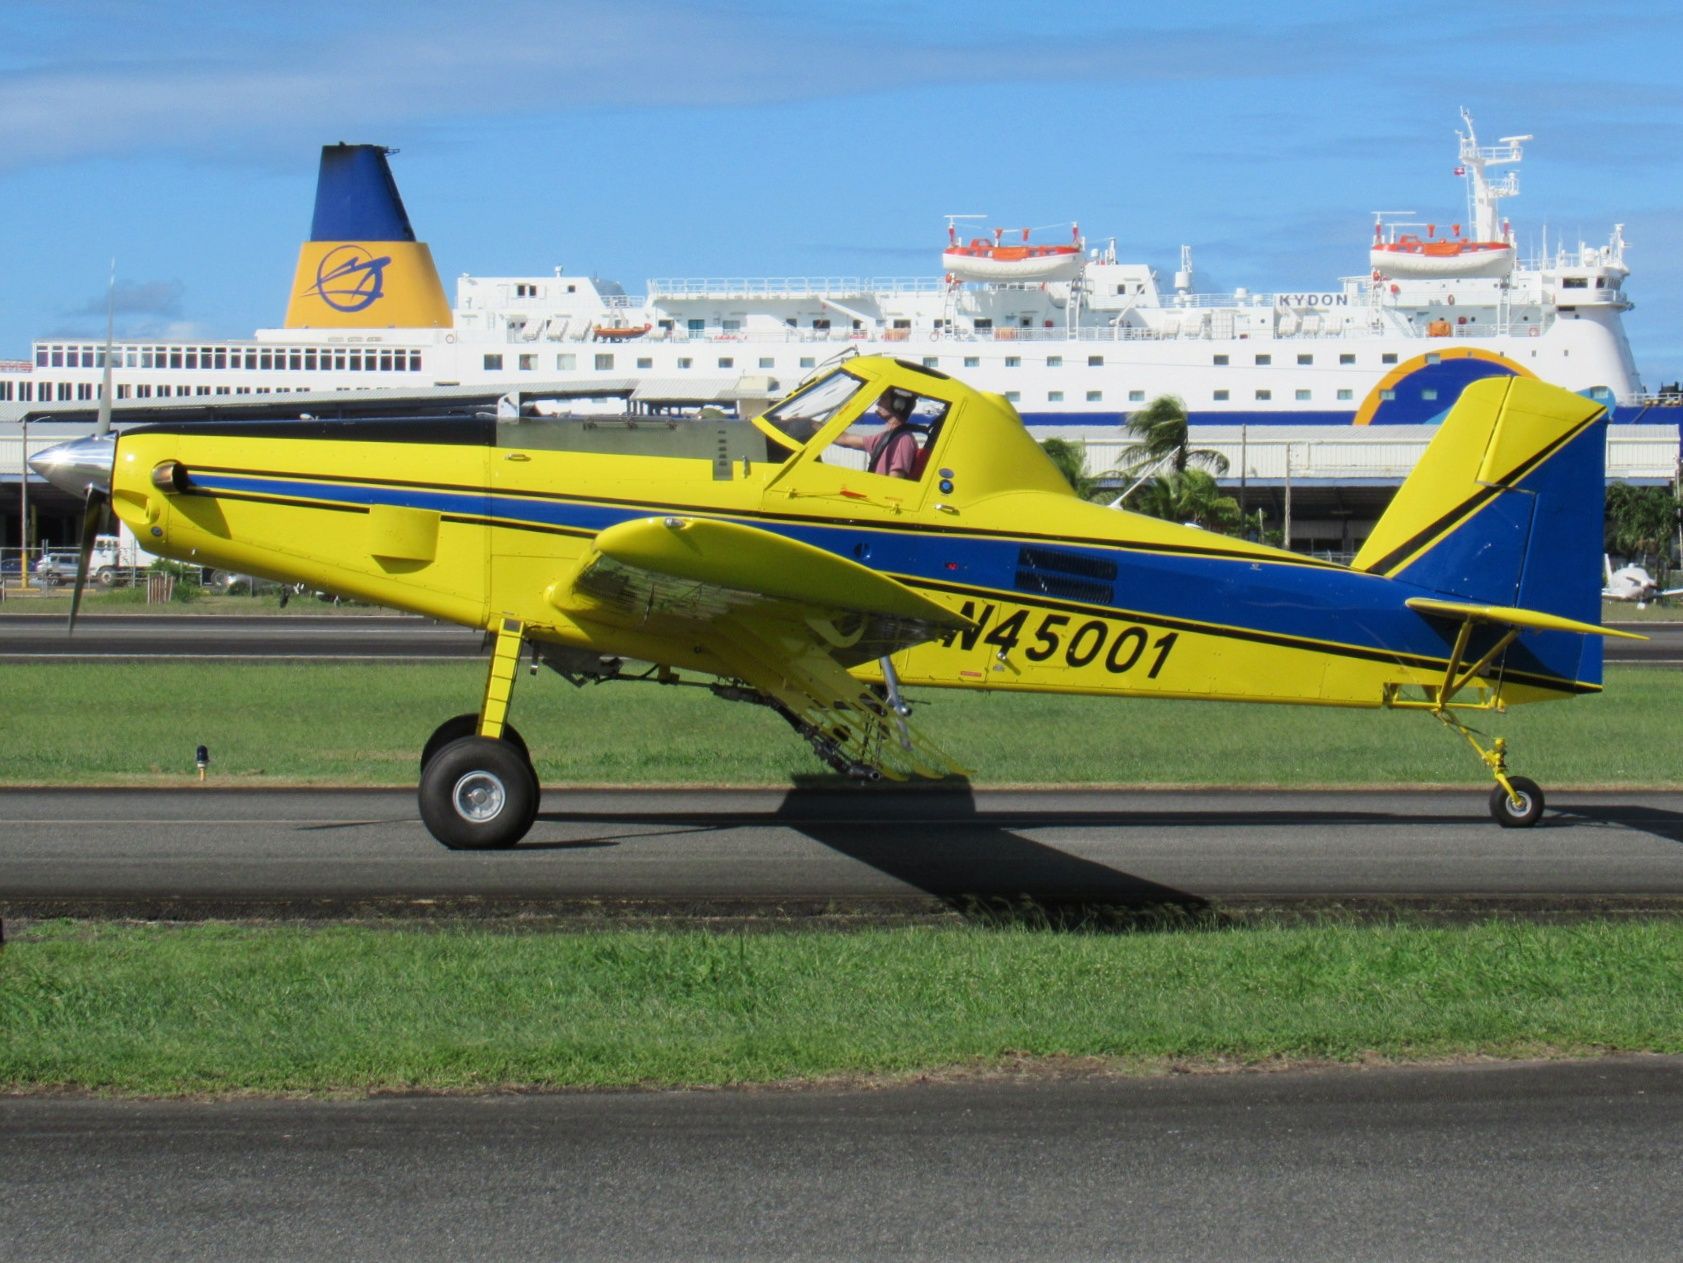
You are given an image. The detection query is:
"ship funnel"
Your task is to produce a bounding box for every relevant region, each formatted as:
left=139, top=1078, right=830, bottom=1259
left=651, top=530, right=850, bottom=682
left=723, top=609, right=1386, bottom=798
left=283, top=144, right=452, bottom=329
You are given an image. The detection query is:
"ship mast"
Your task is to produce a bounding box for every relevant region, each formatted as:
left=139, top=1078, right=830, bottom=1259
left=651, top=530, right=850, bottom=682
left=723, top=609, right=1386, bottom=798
left=1458, top=108, right=1530, bottom=244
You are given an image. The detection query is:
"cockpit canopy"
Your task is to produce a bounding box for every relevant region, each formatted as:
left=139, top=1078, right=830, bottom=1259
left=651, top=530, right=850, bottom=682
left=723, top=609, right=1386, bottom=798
left=753, top=367, right=952, bottom=480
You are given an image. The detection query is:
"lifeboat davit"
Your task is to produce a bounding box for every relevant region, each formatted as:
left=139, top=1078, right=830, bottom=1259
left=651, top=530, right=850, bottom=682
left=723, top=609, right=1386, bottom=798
left=1369, top=225, right=1514, bottom=280
left=942, top=224, right=1083, bottom=283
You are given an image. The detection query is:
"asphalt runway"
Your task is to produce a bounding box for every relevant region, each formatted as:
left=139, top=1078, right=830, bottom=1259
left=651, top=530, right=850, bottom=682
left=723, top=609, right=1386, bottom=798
left=4, top=786, right=1681, bottom=918
left=1, top=612, right=1677, bottom=662
left=0, top=612, right=484, bottom=659
left=4, top=1059, right=1681, bottom=1261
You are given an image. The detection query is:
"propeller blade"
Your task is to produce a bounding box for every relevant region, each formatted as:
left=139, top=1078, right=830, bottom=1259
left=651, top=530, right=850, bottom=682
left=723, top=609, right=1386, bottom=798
left=68, top=485, right=110, bottom=635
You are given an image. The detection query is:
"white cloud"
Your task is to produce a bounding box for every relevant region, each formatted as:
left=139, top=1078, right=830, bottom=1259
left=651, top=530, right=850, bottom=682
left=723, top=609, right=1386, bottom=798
left=0, top=2, right=1421, bottom=171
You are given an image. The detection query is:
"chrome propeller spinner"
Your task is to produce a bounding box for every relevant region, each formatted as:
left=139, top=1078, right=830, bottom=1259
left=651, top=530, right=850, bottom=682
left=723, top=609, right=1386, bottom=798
left=28, top=435, right=117, bottom=634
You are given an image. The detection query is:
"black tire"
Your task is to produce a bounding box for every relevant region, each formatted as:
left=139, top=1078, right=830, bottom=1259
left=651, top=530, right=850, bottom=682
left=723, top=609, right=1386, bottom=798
left=418, top=736, right=538, bottom=850
left=1489, top=776, right=1544, bottom=828
left=94, top=567, right=116, bottom=588
left=420, top=713, right=531, bottom=773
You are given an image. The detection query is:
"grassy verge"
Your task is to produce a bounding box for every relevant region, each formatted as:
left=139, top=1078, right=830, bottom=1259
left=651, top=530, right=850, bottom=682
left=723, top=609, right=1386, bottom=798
left=2, top=921, right=1679, bottom=1095
left=1, top=662, right=1679, bottom=787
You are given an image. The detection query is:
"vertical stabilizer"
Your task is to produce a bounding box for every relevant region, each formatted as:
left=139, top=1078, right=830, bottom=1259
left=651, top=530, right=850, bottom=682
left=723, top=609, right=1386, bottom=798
left=1354, top=377, right=1606, bottom=619
left=283, top=144, right=452, bottom=329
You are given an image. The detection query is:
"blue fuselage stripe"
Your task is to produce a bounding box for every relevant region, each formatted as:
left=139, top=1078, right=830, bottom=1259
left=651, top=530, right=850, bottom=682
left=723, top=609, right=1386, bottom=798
left=185, top=470, right=1582, bottom=683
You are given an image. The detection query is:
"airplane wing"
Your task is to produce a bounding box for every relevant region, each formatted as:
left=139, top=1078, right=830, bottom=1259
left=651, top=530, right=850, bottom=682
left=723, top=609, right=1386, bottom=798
left=551, top=515, right=971, bottom=780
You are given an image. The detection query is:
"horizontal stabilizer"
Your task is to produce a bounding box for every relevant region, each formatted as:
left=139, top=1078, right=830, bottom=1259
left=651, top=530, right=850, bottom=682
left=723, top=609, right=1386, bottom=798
left=1406, top=597, right=1646, bottom=640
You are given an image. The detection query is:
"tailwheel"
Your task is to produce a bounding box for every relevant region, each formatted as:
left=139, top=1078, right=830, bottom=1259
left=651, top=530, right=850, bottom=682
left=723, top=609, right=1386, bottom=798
left=419, top=736, right=538, bottom=850
left=421, top=712, right=532, bottom=775
left=1489, top=776, right=1545, bottom=829
left=1434, top=711, right=1545, bottom=829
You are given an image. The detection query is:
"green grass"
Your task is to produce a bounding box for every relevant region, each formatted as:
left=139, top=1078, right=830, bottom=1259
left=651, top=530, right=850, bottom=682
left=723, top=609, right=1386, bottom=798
left=3, top=921, right=1679, bottom=1095
left=1600, top=600, right=1683, bottom=623
left=0, top=661, right=1678, bottom=787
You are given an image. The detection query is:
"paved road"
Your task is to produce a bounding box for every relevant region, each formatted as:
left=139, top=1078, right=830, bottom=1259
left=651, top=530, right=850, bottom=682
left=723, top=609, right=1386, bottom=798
left=0, top=613, right=484, bottom=659
left=2, top=613, right=1677, bottom=662
left=3, top=1059, right=1680, bottom=1261
left=4, top=787, right=1681, bottom=917
left=1606, top=619, right=1683, bottom=662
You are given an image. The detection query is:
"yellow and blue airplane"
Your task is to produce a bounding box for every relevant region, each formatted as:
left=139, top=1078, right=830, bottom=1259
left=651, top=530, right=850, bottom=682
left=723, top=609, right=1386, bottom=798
left=34, top=348, right=1634, bottom=848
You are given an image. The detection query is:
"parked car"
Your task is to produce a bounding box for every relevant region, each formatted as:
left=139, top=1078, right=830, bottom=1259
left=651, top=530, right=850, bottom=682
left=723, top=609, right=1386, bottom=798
left=32, top=552, right=83, bottom=587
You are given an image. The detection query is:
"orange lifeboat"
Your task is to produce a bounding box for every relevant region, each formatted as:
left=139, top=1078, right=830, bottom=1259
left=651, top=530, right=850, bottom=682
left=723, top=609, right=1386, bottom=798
left=941, top=223, right=1083, bottom=283
left=592, top=320, right=652, bottom=341
left=1369, top=223, right=1514, bottom=280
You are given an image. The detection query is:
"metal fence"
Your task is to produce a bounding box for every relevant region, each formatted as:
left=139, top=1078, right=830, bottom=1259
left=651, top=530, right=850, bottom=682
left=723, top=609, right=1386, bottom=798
left=0, top=550, right=248, bottom=596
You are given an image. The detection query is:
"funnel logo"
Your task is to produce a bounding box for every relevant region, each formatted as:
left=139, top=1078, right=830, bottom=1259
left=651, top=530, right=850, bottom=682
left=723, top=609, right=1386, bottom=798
left=308, top=244, right=393, bottom=313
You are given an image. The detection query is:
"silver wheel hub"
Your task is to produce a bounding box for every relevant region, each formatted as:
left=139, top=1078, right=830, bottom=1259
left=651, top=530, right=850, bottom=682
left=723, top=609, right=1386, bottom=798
left=452, top=770, right=507, bottom=823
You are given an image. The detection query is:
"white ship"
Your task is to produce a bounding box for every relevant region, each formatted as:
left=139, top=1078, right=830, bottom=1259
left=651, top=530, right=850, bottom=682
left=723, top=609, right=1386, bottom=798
left=1, top=111, right=1666, bottom=433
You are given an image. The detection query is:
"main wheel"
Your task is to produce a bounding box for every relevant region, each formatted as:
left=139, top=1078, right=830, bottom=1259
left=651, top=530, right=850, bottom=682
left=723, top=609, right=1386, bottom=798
left=1488, top=776, right=1544, bottom=828
left=419, top=736, right=539, bottom=850
left=421, top=713, right=531, bottom=773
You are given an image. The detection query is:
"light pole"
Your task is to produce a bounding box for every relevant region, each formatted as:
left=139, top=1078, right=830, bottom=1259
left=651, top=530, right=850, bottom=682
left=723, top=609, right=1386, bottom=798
left=16, top=413, right=26, bottom=591
left=17, top=413, right=54, bottom=592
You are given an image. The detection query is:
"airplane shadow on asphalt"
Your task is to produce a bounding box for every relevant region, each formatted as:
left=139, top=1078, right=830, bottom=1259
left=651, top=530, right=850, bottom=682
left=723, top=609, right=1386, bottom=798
left=770, top=777, right=1207, bottom=925
left=526, top=781, right=1683, bottom=926
left=1546, top=803, right=1683, bottom=846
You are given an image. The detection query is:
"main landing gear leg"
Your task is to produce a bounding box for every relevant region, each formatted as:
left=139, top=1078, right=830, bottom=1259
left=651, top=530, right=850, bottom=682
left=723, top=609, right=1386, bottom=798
left=1433, top=709, right=1544, bottom=829
left=418, top=617, right=541, bottom=849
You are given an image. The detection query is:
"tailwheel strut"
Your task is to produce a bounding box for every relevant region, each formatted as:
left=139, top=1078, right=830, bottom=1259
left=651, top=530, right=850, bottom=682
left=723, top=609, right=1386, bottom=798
left=1432, top=709, right=1544, bottom=829
left=1398, top=616, right=1545, bottom=828
left=418, top=616, right=540, bottom=850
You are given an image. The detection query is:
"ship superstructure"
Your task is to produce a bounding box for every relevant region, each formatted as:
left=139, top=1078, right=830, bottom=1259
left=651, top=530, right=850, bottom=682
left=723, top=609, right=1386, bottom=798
left=1, top=114, right=1661, bottom=432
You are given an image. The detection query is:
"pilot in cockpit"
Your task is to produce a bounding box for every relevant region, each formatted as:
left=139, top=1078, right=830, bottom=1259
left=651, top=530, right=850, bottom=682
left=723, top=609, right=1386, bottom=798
left=833, top=391, right=919, bottom=479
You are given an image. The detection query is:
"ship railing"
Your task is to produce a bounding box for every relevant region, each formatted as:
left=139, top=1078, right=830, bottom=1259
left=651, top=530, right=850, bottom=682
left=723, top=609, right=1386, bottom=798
left=1079, top=429, right=1679, bottom=485
left=628, top=319, right=1533, bottom=347
left=645, top=277, right=948, bottom=300
left=634, top=324, right=1415, bottom=346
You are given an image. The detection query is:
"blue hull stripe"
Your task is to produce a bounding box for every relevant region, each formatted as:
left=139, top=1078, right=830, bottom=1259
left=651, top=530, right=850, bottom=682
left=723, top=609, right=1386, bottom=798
left=184, top=468, right=1595, bottom=690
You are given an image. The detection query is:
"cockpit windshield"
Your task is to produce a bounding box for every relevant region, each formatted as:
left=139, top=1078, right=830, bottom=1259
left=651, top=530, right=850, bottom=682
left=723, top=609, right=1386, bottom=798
left=754, top=371, right=866, bottom=452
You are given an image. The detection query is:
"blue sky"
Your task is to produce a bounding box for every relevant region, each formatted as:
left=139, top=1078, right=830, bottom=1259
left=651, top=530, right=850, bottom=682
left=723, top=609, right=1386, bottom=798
left=2, top=0, right=1679, bottom=388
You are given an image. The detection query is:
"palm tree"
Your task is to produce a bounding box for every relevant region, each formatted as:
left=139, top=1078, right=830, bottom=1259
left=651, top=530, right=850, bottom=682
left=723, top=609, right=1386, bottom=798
left=1605, top=482, right=1680, bottom=570
left=1038, top=437, right=1104, bottom=500
left=1114, top=395, right=1229, bottom=478
left=1129, top=468, right=1241, bottom=533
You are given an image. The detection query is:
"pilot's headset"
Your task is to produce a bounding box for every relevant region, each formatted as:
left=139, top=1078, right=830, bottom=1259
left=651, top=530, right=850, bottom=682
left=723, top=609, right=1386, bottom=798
left=879, top=390, right=914, bottom=422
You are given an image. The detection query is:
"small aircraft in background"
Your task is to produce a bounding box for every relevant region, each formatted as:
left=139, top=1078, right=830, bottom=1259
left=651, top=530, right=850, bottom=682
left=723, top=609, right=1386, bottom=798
left=33, top=349, right=1638, bottom=848
left=1603, top=555, right=1683, bottom=607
